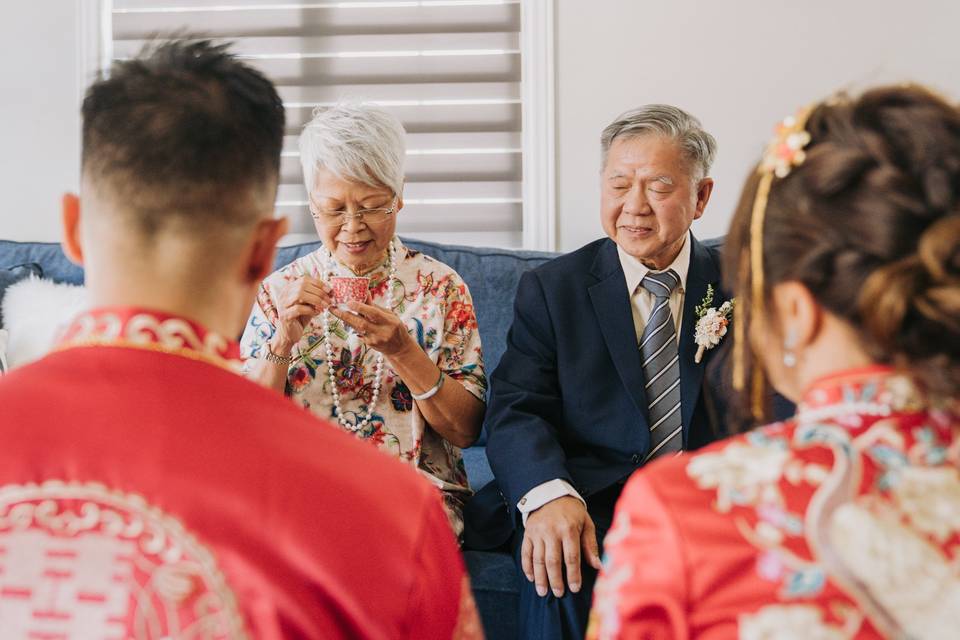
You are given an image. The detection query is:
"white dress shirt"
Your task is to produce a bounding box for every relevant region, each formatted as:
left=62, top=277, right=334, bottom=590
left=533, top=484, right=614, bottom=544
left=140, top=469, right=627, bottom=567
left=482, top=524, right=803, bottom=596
left=516, top=234, right=693, bottom=523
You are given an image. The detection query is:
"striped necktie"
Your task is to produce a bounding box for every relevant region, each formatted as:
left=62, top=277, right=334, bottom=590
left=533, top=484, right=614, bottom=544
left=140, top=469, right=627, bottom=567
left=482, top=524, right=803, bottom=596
left=638, top=270, right=682, bottom=461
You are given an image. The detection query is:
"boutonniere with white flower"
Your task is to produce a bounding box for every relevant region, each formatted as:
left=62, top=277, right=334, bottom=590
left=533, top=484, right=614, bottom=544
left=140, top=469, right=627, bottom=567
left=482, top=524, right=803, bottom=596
left=694, top=285, right=735, bottom=364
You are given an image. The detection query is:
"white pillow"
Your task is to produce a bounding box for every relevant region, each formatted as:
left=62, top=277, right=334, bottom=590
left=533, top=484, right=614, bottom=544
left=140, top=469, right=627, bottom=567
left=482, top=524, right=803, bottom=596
left=2, top=276, right=88, bottom=370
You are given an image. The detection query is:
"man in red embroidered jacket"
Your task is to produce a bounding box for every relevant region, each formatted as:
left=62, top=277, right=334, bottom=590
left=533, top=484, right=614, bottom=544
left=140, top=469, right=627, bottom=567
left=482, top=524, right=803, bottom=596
left=0, top=39, right=481, bottom=639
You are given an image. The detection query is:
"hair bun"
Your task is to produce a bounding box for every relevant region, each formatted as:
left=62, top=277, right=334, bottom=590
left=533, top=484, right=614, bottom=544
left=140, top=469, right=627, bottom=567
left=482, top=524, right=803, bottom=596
left=914, top=215, right=960, bottom=331
left=861, top=215, right=960, bottom=334
left=859, top=214, right=960, bottom=396
left=919, top=215, right=960, bottom=282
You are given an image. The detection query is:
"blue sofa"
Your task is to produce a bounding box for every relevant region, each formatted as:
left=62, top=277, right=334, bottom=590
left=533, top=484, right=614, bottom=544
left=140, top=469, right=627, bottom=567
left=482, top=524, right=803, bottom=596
left=0, top=236, right=558, bottom=639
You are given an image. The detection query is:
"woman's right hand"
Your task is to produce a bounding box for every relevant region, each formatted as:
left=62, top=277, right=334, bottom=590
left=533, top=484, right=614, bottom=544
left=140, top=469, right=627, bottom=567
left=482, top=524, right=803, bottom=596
left=272, top=276, right=334, bottom=352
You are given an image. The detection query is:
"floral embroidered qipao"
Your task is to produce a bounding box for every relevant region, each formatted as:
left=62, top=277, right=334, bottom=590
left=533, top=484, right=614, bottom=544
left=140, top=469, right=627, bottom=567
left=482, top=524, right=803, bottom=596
left=241, top=239, right=487, bottom=536
left=588, top=366, right=960, bottom=639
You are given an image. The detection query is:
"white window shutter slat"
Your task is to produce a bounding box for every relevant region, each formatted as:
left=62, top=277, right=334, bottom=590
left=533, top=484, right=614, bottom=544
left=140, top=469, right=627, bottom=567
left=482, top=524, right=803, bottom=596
left=111, top=0, right=525, bottom=247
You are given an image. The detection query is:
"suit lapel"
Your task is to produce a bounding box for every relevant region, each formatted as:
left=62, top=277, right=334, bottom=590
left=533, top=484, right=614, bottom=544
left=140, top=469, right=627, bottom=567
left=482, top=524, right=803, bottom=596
left=679, top=234, right=722, bottom=435
left=587, top=240, right=649, bottom=422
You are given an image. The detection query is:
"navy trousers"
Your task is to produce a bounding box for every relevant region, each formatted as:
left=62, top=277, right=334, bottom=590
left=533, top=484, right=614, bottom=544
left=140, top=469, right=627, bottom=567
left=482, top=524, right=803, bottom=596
left=511, top=484, right=620, bottom=640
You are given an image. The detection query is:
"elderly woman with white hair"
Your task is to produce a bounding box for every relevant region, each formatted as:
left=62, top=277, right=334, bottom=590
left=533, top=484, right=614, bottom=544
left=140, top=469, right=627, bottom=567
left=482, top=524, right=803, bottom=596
left=241, top=103, right=486, bottom=538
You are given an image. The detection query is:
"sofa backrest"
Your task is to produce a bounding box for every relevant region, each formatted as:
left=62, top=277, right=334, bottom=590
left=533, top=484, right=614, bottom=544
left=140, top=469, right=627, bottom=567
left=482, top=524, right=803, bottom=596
left=0, top=237, right=559, bottom=378
left=0, top=241, right=84, bottom=285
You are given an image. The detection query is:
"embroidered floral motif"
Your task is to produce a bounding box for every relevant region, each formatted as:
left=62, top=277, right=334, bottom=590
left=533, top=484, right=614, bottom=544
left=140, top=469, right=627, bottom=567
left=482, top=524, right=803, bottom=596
left=890, top=465, right=960, bottom=543
left=687, top=440, right=791, bottom=512
left=446, top=298, right=478, bottom=332
left=390, top=380, right=413, bottom=412
left=739, top=604, right=859, bottom=639
left=828, top=501, right=960, bottom=638
left=289, top=363, right=313, bottom=393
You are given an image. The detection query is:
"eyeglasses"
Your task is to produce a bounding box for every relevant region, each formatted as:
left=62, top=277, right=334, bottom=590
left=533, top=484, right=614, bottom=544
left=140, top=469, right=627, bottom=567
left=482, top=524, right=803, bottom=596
left=309, top=196, right=398, bottom=226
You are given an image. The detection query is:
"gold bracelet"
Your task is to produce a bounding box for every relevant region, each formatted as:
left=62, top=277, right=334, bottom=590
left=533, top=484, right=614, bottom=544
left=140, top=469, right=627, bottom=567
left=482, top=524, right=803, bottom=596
left=264, top=344, right=293, bottom=366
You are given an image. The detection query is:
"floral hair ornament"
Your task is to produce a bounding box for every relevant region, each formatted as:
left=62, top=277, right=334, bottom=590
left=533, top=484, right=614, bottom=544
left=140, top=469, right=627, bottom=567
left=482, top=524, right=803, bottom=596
left=732, top=104, right=815, bottom=420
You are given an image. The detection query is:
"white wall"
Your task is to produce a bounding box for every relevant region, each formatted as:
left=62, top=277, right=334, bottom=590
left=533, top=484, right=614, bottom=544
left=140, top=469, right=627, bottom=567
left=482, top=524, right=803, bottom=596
left=555, top=0, right=960, bottom=251
left=0, top=1, right=83, bottom=242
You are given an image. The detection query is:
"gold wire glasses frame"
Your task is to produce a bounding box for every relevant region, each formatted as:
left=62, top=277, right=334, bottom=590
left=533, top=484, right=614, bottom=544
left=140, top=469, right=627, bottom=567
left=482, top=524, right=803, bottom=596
left=309, top=196, right=398, bottom=226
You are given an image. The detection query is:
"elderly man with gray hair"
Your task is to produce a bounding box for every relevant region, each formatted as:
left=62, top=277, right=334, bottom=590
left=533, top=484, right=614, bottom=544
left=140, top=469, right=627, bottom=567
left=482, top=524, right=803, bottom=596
left=471, top=104, right=736, bottom=638
left=242, top=102, right=487, bottom=540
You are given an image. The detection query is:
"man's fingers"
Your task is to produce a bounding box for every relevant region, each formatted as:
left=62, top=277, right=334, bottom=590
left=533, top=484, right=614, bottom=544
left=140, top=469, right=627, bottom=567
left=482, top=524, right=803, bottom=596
left=521, top=533, right=534, bottom=582
left=544, top=537, right=565, bottom=598
left=563, top=531, right=583, bottom=593
left=582, top=516, right=602, bottom=570
left=532, top=538, right=548, bottom=598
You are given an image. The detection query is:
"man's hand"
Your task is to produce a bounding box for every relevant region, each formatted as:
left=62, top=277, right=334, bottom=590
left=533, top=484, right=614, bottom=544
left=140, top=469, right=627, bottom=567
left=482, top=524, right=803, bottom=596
left=521, top=496, right=602, bottom=598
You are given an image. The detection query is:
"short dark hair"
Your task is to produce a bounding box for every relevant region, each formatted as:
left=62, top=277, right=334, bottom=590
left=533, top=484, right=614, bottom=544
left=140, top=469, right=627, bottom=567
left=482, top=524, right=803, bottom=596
left=725, top=84, right=960, bottom=416
left=81, top=39, right=285, bottom=232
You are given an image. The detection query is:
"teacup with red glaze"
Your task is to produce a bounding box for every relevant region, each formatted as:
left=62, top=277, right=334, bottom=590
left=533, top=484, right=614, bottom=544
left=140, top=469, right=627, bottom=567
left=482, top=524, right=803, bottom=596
left=330, top=276, right=370, bottom=306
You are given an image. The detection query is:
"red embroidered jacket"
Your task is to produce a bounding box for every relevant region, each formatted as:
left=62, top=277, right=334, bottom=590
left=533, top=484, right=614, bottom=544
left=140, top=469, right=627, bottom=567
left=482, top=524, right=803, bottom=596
left=0, top=308, right=482, bottom=639
left=588, top=366, right=960, bottom=639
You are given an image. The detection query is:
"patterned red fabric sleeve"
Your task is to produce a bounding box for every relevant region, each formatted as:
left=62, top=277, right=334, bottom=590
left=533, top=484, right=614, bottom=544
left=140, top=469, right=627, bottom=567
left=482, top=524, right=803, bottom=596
left=587, top=473, right=688, bottom=640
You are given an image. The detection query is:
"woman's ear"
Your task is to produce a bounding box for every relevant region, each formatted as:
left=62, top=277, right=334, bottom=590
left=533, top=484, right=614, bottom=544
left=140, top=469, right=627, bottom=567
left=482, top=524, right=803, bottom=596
left=770, top=281, right=822, bottom=351
left=61, top=193, right=84, bottom=266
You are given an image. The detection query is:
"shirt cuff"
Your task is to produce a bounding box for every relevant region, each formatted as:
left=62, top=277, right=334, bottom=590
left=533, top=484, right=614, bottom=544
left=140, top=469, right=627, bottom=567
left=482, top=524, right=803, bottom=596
left=517, top=479, right=586, bottom=525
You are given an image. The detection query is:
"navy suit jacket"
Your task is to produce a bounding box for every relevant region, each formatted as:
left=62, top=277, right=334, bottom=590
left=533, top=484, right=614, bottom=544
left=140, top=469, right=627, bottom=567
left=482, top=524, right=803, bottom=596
left=468, top=234, right=735, bottom=547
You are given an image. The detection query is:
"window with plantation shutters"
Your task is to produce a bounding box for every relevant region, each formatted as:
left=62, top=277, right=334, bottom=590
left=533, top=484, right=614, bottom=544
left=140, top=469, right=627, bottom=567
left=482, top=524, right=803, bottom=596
left=106, top=0, right=549, bottom=249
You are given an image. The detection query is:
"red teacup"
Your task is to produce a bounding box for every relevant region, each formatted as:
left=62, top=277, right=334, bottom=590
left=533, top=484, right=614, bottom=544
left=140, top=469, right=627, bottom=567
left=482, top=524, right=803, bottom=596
left=330, top=276, right=370, bottom=306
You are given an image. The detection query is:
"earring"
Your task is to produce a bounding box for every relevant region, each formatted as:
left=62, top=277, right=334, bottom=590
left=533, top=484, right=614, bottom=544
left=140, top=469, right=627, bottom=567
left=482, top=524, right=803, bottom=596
left=783, top=329, right=798, bottom=368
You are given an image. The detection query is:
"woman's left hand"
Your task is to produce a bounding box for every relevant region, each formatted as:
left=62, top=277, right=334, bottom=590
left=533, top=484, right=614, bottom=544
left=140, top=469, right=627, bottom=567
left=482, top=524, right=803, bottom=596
left=329, top=301, right=417, bottom=358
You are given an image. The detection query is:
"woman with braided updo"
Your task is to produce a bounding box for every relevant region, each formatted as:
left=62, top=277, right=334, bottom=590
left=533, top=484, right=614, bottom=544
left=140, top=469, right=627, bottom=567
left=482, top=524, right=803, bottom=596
left=587, top=85, right=960, bottom=639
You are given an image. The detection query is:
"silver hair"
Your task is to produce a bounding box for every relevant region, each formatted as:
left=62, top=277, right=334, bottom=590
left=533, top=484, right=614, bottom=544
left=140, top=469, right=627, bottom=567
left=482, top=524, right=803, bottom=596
left=600, top=104, right=717, bottom=181
left=298, top=101, right=406, bottom=196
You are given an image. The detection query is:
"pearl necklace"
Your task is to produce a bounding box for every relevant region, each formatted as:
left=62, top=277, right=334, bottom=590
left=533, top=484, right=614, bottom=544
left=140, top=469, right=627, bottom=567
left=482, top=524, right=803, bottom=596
left=320, top=238, right=398, bottom=432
